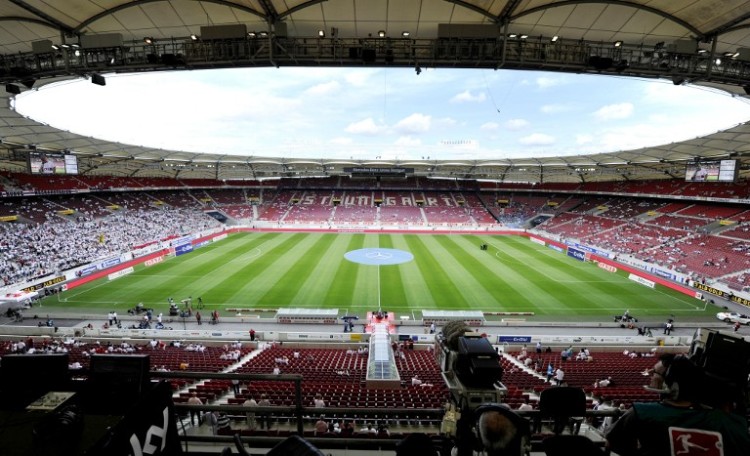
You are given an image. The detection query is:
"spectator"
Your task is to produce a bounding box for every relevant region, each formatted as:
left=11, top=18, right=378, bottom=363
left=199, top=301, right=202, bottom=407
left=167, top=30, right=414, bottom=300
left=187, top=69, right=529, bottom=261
left=313, top=394, right=326, bottom=408
left=606, top=355, right=750, bottom=456
left=187, top=392, right=203, bottom=425
left=242, top=396, right=258, bottom=430
left=314, top=416, right=328, bottom=435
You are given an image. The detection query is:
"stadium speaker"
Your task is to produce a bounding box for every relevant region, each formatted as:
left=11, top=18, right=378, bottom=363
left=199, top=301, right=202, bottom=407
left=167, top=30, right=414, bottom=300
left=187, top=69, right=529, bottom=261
left=362, top=49, right=376, bottom=63
left=588, top=56, right=613, bottom=70
left=91, top=73, right=106, bottom=86
left=5, top=83, right=21, bottom=94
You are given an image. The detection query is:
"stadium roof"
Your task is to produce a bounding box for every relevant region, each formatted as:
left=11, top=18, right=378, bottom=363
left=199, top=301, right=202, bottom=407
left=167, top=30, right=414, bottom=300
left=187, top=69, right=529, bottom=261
left=2, top=0, right=750, bottom=183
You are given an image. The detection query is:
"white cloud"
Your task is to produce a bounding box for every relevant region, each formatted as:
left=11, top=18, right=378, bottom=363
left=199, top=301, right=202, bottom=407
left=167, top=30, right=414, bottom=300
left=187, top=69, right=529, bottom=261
left=345, top=118, right=386, bottom=135
left=536, top=76, right=562, bottom=89
left=540, top=104, right=572, bottom=114
left=305, top=80, right=341, bottom=95
left=593, top=102, right=634, bottom=121
left=394, top=136, right=422, bottom=146
left=481, top=122, right=500, bottom=131
left=394, top=113, right=431, bottom=134
left=576, top=134, right=593, bottom=145
left=343, top=70, right=377, bottom=87
left=505, top=118, right=530, bottom=130
left=450, top=90, right=486, bottom=103
left=330, top=137, right=354, bottom=145
left=519, top=133, right=556, bottom=145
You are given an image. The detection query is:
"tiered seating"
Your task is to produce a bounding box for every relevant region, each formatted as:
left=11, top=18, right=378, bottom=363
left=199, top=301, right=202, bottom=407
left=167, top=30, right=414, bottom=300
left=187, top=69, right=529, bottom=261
left=97, top=191, right=160, bottom=211
left=46, top=195, right=113, bottom=218
left=284, top=204, right=334, bottom=224
left=422, top=206, right=472, bottom=225
left=567, top=197, right=613, bottom=213
left=256, top=190, right=297, bottom=221
left=234, top=347, right=448, bottom=410
left=719, top=223, right=750, bottom=240
left=720, top=272, right=750, bottom=292
left=147, top=190, right=200, bottom=208
left=645, top=214, right=707, bottom=231
left=581, top=223, right=684, bottom=255
left=12, top=174, right=90, bottom=192
left=0, top=196, right=69, bottom=224
left=676, top=204, right=745, bottom=219
left=332, top=206, right=377, bottom=225
left=379, top=206, right=424, bottom=225
left=221, top=204, right=254, bottom=219
left=601, top=199, right=666, bottom=219
left=541, top=214, right=625, bottom=239
left=636, top=235, right=750, bottom=278
left=204, top=189, right=248, bottom=205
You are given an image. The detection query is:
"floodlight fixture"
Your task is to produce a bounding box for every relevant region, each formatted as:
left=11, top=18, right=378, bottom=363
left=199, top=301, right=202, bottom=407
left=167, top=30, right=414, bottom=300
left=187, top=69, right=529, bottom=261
left=190, top=34, right=198, bottom=41
left=5, top=84, right=21, bottom=95
left=259, top=31, right=268, bottom=37
left=51, top=44, right=59, bottom=50
left=317, top=30, right=325, bottom=38
left=91, top=73, right=106, bottom=86
left=378, top=30, right=386, bottom=38
left=614, top=40, right=623, bottom=47
left=520, top=34, right=528, bottom=39
left=248, top=32, right=256, bottom=38
left=144, top=37, right=153, bottom=44
left=402, top=31, right=410, bottom=37
left=508, top=33, right=518, bottom=38
left=551, top=35, right=559, bottom=42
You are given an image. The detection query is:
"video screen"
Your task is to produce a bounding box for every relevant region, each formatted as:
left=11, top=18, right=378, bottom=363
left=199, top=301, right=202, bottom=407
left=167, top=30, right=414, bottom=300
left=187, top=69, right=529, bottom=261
left=28, top=152, right=78, bottom=175
left=685, top=159, right=736, bottom=182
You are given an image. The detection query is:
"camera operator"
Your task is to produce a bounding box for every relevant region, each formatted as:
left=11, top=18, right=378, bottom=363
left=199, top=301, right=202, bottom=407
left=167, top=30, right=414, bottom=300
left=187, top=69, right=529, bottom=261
left=606, top=354, right=750, bottom=456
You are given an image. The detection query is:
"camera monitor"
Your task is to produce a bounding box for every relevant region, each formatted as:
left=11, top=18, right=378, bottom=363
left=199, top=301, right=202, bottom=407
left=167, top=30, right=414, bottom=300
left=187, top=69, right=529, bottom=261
left=0, top=353, right=70, bottom=410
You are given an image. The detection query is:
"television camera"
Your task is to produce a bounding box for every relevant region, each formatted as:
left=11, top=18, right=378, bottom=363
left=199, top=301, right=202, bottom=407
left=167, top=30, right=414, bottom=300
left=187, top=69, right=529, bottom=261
left=436, top=321, right=515, bottom=456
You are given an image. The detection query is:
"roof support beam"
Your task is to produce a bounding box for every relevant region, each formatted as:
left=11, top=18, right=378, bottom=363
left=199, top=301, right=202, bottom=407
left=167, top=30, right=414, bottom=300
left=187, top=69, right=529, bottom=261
left=444, top=1, right=497, bottom=23
left=7, top=0, right=73, bottom=34
left=278, top=0, right=328, bottom=21
left=73, top=0, right=265, bottom=33
left=0, top=16, right=61, bottom=31
left=511, top=1, right=702, bottom=38
left=498, top=0, right=524, bottom=23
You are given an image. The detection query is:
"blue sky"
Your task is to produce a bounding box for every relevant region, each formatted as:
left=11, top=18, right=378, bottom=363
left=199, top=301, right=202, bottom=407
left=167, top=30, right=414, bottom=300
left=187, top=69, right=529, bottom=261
left=15, top=67, right=750, bottom=161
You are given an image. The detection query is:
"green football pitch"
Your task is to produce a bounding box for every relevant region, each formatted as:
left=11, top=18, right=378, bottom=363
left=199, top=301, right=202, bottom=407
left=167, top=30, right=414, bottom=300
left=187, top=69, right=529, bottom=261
left=51, top=232, right=713, bottom=321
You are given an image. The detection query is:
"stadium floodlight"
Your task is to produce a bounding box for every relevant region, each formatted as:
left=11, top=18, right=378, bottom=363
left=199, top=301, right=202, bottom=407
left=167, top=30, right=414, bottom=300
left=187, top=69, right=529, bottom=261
left=378, top=30, right=386, bottom=38
left=91, top=73, right=106, bottom=86
left=317, top=30, right=325, bottom=38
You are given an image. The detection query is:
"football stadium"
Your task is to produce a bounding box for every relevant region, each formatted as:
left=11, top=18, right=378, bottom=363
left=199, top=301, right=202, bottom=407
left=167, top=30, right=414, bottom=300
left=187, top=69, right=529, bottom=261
left=1, top=1, right=750, bottom=456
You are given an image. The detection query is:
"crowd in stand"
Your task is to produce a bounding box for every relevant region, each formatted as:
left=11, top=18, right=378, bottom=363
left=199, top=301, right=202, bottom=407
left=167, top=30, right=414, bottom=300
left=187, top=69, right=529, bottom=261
left=0, top=206, right=222, bottom=287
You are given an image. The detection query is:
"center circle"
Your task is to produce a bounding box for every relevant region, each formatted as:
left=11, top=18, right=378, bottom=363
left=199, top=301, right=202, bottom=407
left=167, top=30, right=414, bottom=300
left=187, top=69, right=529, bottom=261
left=345, top=248, right=414, bottom=265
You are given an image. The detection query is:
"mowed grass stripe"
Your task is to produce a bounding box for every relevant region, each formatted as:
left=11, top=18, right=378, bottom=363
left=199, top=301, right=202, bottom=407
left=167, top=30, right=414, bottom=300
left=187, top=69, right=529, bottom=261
left=129, top=233, right=272, bottom=302
left=287, top=234, right=356, bottom=307
left=382, top=234, right=434, bottom=311
left=249, top=233, right=333, bottom=307
left=347, top=235, right=382, bottom=310
left=449, top=235, right=540, bottom=312
left=424, top=235, right=499, bottom=310
left=61, top=234, right=273, bottom=307
left=54, top=232, right=713, bottom=318
left=498, top=237, right=628, bottom=314
left=324, top=235, right=367, bottom=309
left=200, top=232, right=304, bottom=305
left=214, top=233, right=312, bottom=306
left=497, top=236, right=697, bottom=315
left=477, top=236, right=578, bottom=313
left=403, top=235, right=468, bottom=309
